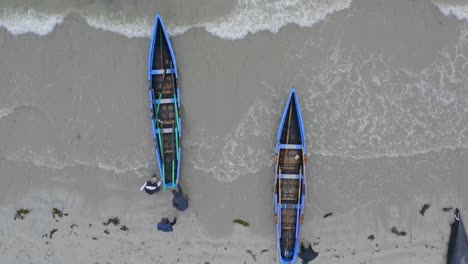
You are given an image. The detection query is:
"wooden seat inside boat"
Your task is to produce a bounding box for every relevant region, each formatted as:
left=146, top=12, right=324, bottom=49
left=152, top=74, right=175, bottom=96
left=157, top=104, right=176, bottom=128
left=281, top=209, right=296, bottom=228
left=280, top=208, right=297, bottom=257
left=279, top=149, right=302, bottom=173
left=280, top=179, right=299, bottom=204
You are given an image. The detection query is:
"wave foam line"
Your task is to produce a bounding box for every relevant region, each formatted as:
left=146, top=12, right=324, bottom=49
left=82, top=13, right=151, bottom=39
left=1, top=0, right=352, bottom=39
left=312, top=144, right=468, bottom=160
left=0, top=8, right=64, bottom=36
left=82, top=0, right=353, bottom=40
left=0, top=106, right=15, bottom=119
left=5, top=147, right=150, bottom=174
left=199, top=0, right=352, bottom=39
left=435, top=2, right=468, bottom=22
left=5, top=147, right=71, bottom=169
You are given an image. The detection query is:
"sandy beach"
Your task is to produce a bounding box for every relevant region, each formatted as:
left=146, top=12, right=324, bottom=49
left=1, top=0, right=468, bottom=263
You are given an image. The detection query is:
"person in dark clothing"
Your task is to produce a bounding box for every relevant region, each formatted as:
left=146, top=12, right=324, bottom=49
left=298, top=242, right=318, bottom=264
left=140, top=175, right=161, bottom=195
left=157, top=217, right=177, bottom=232
left=172, top=181, right=188, bottom=211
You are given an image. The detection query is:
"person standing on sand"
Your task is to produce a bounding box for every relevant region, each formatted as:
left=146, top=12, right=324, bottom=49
left=157, top=217, right=177, bottom=232
left=298, top=242, right=318, bottom=263
left=140, top=175, right=162, bottom=195
left=172, top=181, right=188, bottom=211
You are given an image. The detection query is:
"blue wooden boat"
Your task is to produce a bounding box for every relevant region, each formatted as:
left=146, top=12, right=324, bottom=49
left=274, top=87, right=306, bottom=264
left=148, top=13, right=181, bottom=191
left=447, top=209, right=468, bottom=264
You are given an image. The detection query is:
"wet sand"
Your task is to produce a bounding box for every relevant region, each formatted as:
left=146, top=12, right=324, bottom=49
left=1, top=0, right=468, bottom=263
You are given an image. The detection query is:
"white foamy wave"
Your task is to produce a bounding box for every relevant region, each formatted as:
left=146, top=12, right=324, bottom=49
left=435, top=2, right=468, bottom=22
left=82, top=13, right=151, bottom=38
left=202, top=0, right=352, bottom=39
left=75, top=155, right=150, bottom=175
left=6, top=147, right=71, bottom=169
left=191, top=102, right=277, bottom=182
left=5, top=147, right=151, bottom=175
left=289, top=23, right=468, bottom=160
left=81, top=0, right=352, bottom=39
left=1, top=0, right=351, bottom=39
left=0, top=8, right=64, bottom=36
left=0, top=106, right=15, bottom=119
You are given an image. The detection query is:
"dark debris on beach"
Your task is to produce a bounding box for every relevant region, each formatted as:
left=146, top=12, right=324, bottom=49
left=391, top=227, right=407, bottom=236
left=419, top=204, right=430, bottom=216
left=103, top=217, right=120, bottom=226
left=14, top=208, right=31, bottom=220
left=368, top=234, right=375, bottom=241
left=52, top=208, right=68, bottom=221
left=323, top=212, right=333, bottom=218
left=246, top=250, right=256, bottom=262
left=233, top=219, right=249, bottom=227
left=49, top=229, right=58, bottom=239
left=443, top=207, right=453, bottom=212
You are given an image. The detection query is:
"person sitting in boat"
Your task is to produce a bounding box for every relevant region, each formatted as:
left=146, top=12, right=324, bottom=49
left=172, top=181, right=189, bottom=211
left=139, top=175, right=161, bottom=195
left=157, top=217, right=177, bottom=232
left=298, top=242, right=319, bottom=263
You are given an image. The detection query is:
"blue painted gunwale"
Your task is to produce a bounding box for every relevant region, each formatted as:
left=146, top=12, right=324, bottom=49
left=148, top=13, right=179, bottom=80
left=274, top=87, right=307, bottom=264
left=148, top=13, right=181, bottom=190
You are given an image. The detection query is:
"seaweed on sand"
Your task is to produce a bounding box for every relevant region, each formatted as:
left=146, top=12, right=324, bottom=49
left=246, top=250, right=257, bottom=262
left=52, top=208, right=68, bottom=221
left=14, top=209, right=31, bottom=220
left=49, top=229, right=58, bottom=238
left=391, top=227, right=407, bottom=236
left=419, top=204, right=430, bottom=216
left=232, top=219, right=249, bottom=227
left=103, top=217, right=120, bottom=226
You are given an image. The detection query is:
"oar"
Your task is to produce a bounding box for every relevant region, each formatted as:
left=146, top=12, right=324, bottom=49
left=156, top=120, right=166, bottom=191
left=159, top=24, right=164, bottom=71
left=283, top=101, right=293, bottom=165
left=285, top=212, right=289, bottom=254
left=172, top=122, right=176, bottom=187
left=297, top=166, right=302, bottom=204
left=171, top=160, right=175, bottom=189
left=168, top=60, right=180, bottom=131
left=175, top=126, right=179, bottom=160
left=278, top=168, right=282, bottom=205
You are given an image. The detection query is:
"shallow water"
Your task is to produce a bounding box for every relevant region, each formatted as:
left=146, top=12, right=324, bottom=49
left=0, top=0, right=467, bottom=262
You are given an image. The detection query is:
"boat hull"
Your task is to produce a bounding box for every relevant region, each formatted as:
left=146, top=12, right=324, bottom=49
left=148, top=14, right=181, bottom=191
left=274, top=87, right=306, bottom=263
left=447, top=209, right=468, bottom=264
